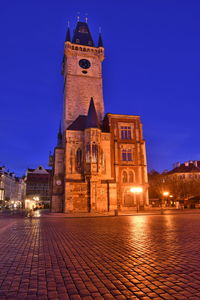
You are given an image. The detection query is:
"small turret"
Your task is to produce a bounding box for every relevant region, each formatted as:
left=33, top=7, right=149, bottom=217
left=57, top=122, right=62, bottom=147
left=98, top=32, right=103, bottom=47
left=65, top=27, right=71, bottom=42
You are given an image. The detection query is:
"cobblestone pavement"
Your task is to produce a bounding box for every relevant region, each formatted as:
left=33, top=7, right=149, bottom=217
left=1, top=215, right=200, bottom=299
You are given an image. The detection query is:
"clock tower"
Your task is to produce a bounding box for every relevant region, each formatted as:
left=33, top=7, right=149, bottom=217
left=63, top=21, right=105, bottom=129
left=51, top=20, right=149, bottom=213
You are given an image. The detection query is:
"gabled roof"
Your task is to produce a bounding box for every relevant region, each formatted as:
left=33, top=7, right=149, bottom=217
left=67, top=115, right=87, bottom=131
left=67, top=98, right=100, bottom=131
left=72, top=21, right=94, bottom=46
left=169, top=163, right=200, bottom=174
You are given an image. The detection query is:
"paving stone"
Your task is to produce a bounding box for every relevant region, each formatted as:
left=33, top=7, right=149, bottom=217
left=1, top=214, right=200, bottom=298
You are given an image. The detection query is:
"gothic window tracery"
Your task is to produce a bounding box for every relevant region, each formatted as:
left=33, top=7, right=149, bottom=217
left=92, top=143, right=98, bottom=163
left=86, top=143, right=90, bottom=163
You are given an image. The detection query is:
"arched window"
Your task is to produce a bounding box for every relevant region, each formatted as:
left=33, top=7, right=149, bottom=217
left=86, top=144, right=90, bottom=163
left=76, top=148, right=82, bottom=171
left=129, top=171, right=134, bottom=183
left=92, top=143, right=98, bottom=163
left=122, top=171, right=128, bottom=183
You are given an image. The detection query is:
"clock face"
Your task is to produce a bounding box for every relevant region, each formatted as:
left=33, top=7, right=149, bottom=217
left=79, top=59, right=91, bottom=69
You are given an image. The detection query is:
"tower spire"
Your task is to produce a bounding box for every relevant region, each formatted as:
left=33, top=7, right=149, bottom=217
left=65, top=22, right=71, bottom=42
left=98, top=28, right=103, bottom=47
left=86, top=98, right=100, bottom=129
left=57, top=122, right=62, bottom=147
left=72, top=21, right=94, bottom=46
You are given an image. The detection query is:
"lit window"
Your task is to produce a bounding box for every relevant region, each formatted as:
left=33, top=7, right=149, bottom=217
left=120, top=126, right=131, bottom=139
left=86, top=144, right=90, bottom=163
left=92, top=143, right=98, bottom=163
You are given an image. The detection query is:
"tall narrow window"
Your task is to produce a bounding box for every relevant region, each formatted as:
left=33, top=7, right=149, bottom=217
left=92, top=143, right=98, bottom=163
left=76, top=148, right=82, bottom=171
left=127, top=149, right=132, bottom=161
left=120, top=126, right=131, bottom=139
left=86, top=144, right=90, bottom=163
left=122, top=171, right=128, bottom=183
left=129, top=171, right=134, bottom=183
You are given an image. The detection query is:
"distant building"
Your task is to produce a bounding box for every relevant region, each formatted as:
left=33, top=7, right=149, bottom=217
left=0, top=166, right=26, bottom=207
left=25, top=165, right=52, bottom=207
left=169, top=161, right=200, bottom=179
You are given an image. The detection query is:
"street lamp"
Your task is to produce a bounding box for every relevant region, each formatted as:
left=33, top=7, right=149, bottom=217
left=161, top=191, right=169, bottom=213
left=130, top=187, right=143, bottom=213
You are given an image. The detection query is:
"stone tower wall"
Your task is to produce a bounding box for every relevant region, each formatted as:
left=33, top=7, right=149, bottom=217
left=63, top=43, right=104, bottom=129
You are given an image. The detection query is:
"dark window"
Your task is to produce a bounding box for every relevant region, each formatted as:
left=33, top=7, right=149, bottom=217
left=120, top=126, right=131, bottom=139
left=122, top=149, right=133, bottom=161
left=78, top=26, right=88, bottom=33
left=76, top=148, right=82, bottom=171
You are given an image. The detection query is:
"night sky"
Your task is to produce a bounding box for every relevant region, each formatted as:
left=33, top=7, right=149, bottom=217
left=1, top=0, right=200, bottom=176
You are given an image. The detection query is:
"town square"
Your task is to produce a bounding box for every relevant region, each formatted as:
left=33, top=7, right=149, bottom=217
left=1, top=0, right=200, bottom=299
left=1, top=211, right=200, bottom=299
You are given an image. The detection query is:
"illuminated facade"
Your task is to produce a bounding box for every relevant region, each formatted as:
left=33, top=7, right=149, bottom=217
left=51, top=21, right=149, bottom=213
left=25, top=165, right=51, bottom=207
left=0, top=166, right=25, bottom=206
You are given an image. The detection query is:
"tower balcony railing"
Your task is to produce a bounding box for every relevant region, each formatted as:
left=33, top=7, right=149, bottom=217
left=65, top=42, right=104, bottom=56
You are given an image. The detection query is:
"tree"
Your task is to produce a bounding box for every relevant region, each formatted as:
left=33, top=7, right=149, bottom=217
left=148, top=172, right=200, bottom=201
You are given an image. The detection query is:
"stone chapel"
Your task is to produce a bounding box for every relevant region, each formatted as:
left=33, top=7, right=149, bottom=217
left=51, top=20, right=149, bottom=213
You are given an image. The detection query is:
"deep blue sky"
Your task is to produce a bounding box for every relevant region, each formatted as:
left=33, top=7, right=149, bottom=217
left=0, top=0, right=200, bottom=176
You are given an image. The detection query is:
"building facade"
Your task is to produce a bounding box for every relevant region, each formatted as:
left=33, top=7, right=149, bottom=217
left=170, top=161, right=200, bottom=179
left=25, top=165, right=52, bottom=207
left=51, top=21, right=148, bottom=213
left=0, top=166, right=26, bottom=207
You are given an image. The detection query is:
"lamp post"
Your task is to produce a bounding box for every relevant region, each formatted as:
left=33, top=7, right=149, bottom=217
left=130, top=187, right=143, bottom=213
left=161, top=191, right=169, bottom=214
